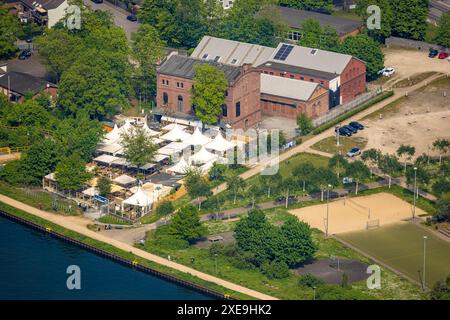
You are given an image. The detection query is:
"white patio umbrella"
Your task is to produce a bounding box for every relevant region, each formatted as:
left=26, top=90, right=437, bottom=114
left=206, top=132, right=235, bottom=153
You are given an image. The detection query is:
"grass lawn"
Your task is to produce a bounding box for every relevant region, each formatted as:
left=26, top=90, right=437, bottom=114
left=339, top=222, right=450, bottom=288
left=311, top=136, right=368, bottom=155
left=141, top=205, right=426, bottom=300
left=0, top=182, right=81, bottom=216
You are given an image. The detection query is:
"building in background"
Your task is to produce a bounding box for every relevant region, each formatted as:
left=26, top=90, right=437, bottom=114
left=275, top=5, right=364, bottom=42
left=7, top=0, right=68, bottom=28
left=218, top=0, right=233, bottom=10
left=428, top=0, right=450, bottom=25
left=0, top=70, right=57, bottom=102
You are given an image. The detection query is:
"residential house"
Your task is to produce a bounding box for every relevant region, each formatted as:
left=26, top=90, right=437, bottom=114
left=7, top=0, right=69, bottom=28
left=0, top=71, right=57, bottom=102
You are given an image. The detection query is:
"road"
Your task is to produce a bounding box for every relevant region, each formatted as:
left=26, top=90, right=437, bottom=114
left=82, top=0, right=139, bottom=40
left=0, top=194, right=277, bottom=300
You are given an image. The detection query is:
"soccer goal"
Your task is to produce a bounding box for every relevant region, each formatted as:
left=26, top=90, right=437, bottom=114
left=366, top=219, right=380, bottom=230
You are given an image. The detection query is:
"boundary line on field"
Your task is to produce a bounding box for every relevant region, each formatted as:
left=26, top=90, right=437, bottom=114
left=332, top=232, right=429, bottom=291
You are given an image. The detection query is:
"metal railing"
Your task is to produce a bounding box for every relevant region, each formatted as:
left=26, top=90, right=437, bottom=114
left=312, top=91, right=381, bottom=127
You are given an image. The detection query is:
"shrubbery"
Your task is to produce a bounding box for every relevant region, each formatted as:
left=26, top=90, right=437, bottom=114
left=298, top=274, right=325, bottom=288
left=260, top=260, right=290, bottom=279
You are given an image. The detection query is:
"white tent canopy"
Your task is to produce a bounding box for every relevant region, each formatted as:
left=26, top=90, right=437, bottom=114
left=188, top=127, right=212, bottom=146
left=105, top=124, right=121, bottom=143
left=113, top=174, right=137, bottom=186
left=160, top=124, right=192, bottom=142
left=166, top=157, right=192, bottom=174
left=82, top=187, right=99, bottom=197
left=119, top=119, right=134, bottom=135
left=206, top=132, right=235, bottom=153
left=122, top=186, right=153, bottom=207
left=142, top=122, right=160, bottom=137
left=162, top=122, right=187, bottom=131
left=189, top=146, right=218, bottom=164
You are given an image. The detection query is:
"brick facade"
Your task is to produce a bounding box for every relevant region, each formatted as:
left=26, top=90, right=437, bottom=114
left=339, top=57, right=366, bottom=104
left=260, top=85, right=329, bottom=119
left=157, top=65, right=261, bottom=130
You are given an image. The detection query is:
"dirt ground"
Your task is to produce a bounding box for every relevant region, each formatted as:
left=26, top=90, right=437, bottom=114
left=380, top=47, right=450, bottom=89
left=289, top=193, right=426, bottom=235
left=361, top=77, right=450, bottom=156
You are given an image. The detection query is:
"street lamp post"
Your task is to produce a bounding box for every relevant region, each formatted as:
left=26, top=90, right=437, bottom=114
left=335, top=125, right=340, bottom=146
left=215, top=254, right=218, bottom=274
left=413, top=167, right=417, bottom=220
left=326, top=184, right=332, bottom=237
left=422, top=236, right=427, bottom=290
left=313, top=286, right=316, bottom=300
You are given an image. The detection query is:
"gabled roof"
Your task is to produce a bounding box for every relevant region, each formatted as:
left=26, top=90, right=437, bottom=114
left=0, top=71, right=56, bottom=96
left=157, top=54, right=242, bottom=83
left=275, top=5, right=364, bottom=36
left=260, top=74, right=322, bottom=102
left=191, top=36, right=274, bottom=67
left=264, top=43, right=353, bottom=75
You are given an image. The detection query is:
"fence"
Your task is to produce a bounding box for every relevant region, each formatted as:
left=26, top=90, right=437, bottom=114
left=312, top=91, right=381, bottom=127
left=385, top=36, right=449, bottom=53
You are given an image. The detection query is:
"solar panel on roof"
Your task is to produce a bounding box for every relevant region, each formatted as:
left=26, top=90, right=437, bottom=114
left=273, top=44, right=294, bottom=61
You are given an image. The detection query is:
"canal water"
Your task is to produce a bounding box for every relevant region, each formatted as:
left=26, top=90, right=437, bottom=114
left=0, top=216, right=212, bottom=300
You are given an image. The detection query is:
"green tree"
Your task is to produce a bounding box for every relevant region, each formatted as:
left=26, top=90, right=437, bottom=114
left=361, top=148, right=381, bottom=175
left=328, top=154, right=349, bottom=179
left=97, top=176, right=111, bottom=197
left=20, top=139, right=60, bottom=185
left=260, top=171, right=281, bottom=198
left=435, top=11, right=450, bottom=47
left=184, top=168, right=212, bottom=209
left=0, top=7, right=23, bottom=59
left=226, top=175, right=246, bottom=205
left=192, top=65, right=228, bottom=125
left=120, top=126, right=158, bottom=169
left=246, top=183, right=264, bottom=208
left=277, top=216, right=316, bottom=266
left=297, top=113, right=313, bottom=135
left=406, top=166, right=430, bottom=186
left=298, top=19, right=340, bottom=51
left=55, top=154, right=91, bottom=192
left=279, top=0, right=334, bottom=13
left=169, top=204, right=206, bottom=242
left=356, top=0, right=393, bottom=41
left=293, top=163, right=317, bottom=193
left=131, top=24, right=166, bottom=101
left=346, top=160, right=371, bottom=194
left=432, top=139, right=450, bottom=166
left=340, top=33, right=385, bottom=80
left=260, top=260, right=290, bottom=279
left=390, top=0, right=429, bottom=40
left=397, top=144, right=416, bottom=173
left=377, top=153, right=402, bottom=188
left=156, top=200, right=175, bottom=222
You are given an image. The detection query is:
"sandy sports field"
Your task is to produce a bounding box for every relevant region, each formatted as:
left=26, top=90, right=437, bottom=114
left=290, top=193, right=426, bottom=235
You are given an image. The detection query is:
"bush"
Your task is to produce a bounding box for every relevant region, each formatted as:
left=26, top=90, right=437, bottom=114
left=208, top=242, right=225, bottom=256
left=298, top=274, right=325, bottom=288
left=260, top=260, right=290, bottom=279
left=229, top=250, right=257, bottom=270
left=153, top=225, right=189, bottom=250
left=316, top=285, right=372, bottom=300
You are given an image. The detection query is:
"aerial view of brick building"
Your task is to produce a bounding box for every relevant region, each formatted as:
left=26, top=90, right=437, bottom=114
left=156, top=36, right=366, bottom=129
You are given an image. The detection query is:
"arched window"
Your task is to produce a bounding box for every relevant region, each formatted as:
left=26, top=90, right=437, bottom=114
left=163, top=92, right=168, bottom=105
left=177, top=95, right=183, bottom=112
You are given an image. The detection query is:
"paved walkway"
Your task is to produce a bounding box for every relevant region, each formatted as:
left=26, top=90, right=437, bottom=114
left=0, top=194, right=278, bottom=300
left=212, top=73, right=446, bottom=196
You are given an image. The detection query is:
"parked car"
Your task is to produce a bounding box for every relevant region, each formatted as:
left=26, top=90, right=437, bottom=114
left=18, top=50, right=31, bottom=60
left=377, top=67, right=395, bottom=77
left=349, top=121, right=364, bottom=130
left=127, top=14, right=137, bottom=22
left=91, top=0, right=103, bottom=3
left=429, top=49, right=438, bottom=58
left=347, top=147, right=361, bottom=157
left=337, top=126, right=352, bottom=137
left=343, top=125, right=357, bottom=134
left=25, top=37, right=33, bottom=43
left=438, top=52, right=449, bottom=59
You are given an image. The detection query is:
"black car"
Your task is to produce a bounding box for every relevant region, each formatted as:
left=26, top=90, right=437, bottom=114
left=91, top=0, right=103, bottom=3
left=338, top=127, right=352, bottom=137
left=127, top=14, right=137, bottom=22
left=343, top=125, right=357, bottom=134
left=349, top=121, right=364, bottom=130
left=429, top=49, right=438, bottom=58
left=19, top=50, right=31, bottom=60
left=25, top=37, right=33, bottom=43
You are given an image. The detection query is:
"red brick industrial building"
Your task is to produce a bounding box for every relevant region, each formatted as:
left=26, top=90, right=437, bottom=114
left=156, top=36, right=366, bottom=129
